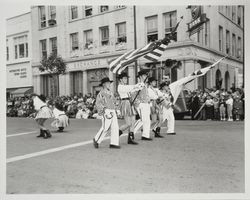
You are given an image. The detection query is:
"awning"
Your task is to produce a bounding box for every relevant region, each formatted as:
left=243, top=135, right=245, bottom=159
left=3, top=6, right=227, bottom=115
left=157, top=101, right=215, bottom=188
left=12, top=87, right=33, bottom=96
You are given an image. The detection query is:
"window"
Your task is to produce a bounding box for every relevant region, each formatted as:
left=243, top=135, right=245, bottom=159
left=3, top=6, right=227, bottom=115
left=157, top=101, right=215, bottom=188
left=116, top=22, right=126, bottom=44
left=14, top=35, right=28, bottom=59
left=115, top=5, right=125, bottom=9
left=232, top=34, right=236, bottom=56
left=49, top=6, right=56, bottom=19
left=237, top=36, right=242, bottom=58
left=100, top=26, right=109, bottom=46
left=50, top=37, right=57, bottom=55
left=15, top=45, right=18, bottom=59
left=226, top=30, right=230, bottom=54
left=100, top=6, right=109, bottom=12
left=164, top=11, right=177, bottom=41
left=205, top=20, right=210, bottom=46
left=40, top=39, right=47, bottom=59
left=71, top=6, right=78, bottom=19
left=39, top=6, right=46, bottom=28
left=237, top=6, right=242, bottom=26
left=26, top=43, right=28, bottom=57
left=70, top=33, right=79, bottom=50
left=218, top=6, right=224, bottom=13
left=84, top=30, right=93, bottom=49
left=84, top=6, right=92, bottom=17
left=6, top=40, right=9, bottom=61
left=219, top=26, right=223, bottom=52
left=232, top=6, right=236, bottom=22
left=226, top=6, right=230, bottom=17
left=146, top=16, right=158, bottom=43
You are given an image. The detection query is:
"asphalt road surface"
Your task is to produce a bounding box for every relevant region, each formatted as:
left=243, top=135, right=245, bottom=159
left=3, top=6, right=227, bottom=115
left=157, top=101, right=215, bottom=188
left=6, top=117, right=244, bottom=194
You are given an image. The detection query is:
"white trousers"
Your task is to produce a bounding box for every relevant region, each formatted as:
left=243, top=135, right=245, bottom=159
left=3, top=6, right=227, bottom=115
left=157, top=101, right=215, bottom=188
left=161, top=107, right=175, bottom=133
left=134, top=103, right=151, bottom=138
left=94, top=109, right=119, bottom=146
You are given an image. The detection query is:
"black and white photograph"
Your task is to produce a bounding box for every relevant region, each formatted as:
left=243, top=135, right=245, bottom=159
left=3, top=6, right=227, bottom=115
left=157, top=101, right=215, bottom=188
left=1, top=0, right=250, bottom=199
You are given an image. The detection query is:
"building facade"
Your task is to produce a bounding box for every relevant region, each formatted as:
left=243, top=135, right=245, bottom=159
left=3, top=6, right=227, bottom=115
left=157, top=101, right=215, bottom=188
left=6, top=12, right=33, bottom=98
left=30, top=5, right=244, bottom=97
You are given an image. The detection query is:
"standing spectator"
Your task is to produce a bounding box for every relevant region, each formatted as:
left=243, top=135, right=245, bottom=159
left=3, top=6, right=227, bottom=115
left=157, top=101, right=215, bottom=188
left=205, top=95, right=214, bottom=120
left=233, top=96, right=243, bottom=121
left=190, top=91, right=200, bottom=120
left=219, top=95, right=226, bottom=121
left=198, top=93, right=206, bottom=120
left=213, top=96, right=220, bottom=120
left=226, top=94, right=234, bottom=121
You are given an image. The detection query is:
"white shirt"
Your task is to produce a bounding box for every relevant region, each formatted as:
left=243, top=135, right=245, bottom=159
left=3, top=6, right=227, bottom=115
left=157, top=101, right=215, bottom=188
left=33, top=96, right=46, bottom=111
left=148, top=86, right=164, bottom=100
left=118, top=84, right=140, bottom=99
left=226, top=98, right=233, bottom=106
left=53, top=107, right=65, bottom=119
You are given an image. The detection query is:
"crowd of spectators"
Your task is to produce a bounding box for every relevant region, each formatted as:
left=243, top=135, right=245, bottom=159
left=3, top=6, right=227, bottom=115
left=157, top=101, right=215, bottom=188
left=7, top=84, right=244, bottom=122
left=187, top=85, right=244, bottom=121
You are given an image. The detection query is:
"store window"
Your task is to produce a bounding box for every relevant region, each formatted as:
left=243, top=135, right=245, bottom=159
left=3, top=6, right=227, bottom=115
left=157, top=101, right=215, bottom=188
left=14, top=35, right=28, bottom=59
left=116, top=22, right=126, bottom=44
left=84, top=6, right=92, bottom=17
left=70, top=33, right=79, bottom=50
left=146, top=15, right=158, bottom=43
left=40, top=39, right=47, bottom=59
left=71, top=6, right=78, bottom=20
left=164, top=11, right=177, bottom=41
left=100, top=26, right=109, bottom=46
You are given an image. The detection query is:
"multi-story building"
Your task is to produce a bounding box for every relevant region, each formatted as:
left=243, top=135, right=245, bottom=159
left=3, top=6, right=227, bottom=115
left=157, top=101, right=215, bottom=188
left=6, top=12, right=33, bottom=98
left=30, top=5, right=244, bottom=97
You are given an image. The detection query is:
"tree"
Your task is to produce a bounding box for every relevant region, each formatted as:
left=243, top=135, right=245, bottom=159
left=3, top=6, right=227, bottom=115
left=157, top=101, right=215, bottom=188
left=39, top=52, right=67, bottom=98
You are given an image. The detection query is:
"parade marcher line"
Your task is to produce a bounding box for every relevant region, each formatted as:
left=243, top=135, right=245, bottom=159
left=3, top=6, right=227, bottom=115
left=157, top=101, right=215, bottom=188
left=6, top=133, right=129, bottom=164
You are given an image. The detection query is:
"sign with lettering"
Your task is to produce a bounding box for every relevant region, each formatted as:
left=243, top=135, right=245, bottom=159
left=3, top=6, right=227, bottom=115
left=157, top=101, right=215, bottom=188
left=7, top=63, right=32, bottom=88
left=187, top=6, right=207, bottom=36
left=67, top=58, right=110, bottom=71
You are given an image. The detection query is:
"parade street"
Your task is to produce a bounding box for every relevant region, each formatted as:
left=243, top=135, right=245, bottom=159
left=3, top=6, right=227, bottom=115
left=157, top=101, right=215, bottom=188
left=6, top=118, right=244, bottom=194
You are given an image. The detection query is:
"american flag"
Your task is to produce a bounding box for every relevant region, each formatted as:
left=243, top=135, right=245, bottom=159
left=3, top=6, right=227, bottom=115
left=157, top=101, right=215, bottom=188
left=109, top=17, right=183, bottom=74
left=169, top=55, right=228, bottom=104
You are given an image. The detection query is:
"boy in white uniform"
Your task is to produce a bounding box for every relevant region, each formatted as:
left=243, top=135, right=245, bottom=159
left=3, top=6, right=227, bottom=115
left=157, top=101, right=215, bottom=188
left=133, top=69, right=153, bottom=140
left=93, top=77, right=120, bottom=149
left=157, top=82, right=176, bottom=135
left=117, top=72, right=144, bottom=144
left=147, top=77, right=164, bottom=138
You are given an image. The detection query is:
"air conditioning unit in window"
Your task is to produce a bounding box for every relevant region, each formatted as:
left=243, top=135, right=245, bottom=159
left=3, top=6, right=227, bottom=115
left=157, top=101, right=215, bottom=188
left=48, top=19, right=57, bottom=26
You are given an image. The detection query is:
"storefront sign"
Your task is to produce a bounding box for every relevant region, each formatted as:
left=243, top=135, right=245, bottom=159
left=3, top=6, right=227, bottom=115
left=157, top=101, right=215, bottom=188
left=68, top=58, right=109, bottom=71
left=7, top=63, right=32, bottom=88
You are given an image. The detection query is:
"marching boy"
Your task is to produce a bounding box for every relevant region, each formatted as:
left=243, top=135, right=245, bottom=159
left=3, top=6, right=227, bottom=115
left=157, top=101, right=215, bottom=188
left=117, top=72, right=145, bottom=145
left=93, top=77, right=120, bottom=149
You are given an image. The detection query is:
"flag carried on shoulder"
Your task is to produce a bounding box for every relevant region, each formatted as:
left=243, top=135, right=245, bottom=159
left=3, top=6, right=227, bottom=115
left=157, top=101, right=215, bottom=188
left=109, top=17, right=183, bottom=74
left=169, top=55, right=228, bottom=104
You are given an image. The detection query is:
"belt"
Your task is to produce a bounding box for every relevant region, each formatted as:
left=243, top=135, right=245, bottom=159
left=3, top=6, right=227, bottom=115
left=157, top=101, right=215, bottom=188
left=121, top=98, right=130, bottom=100
left=40, top=105, right=47, bottom=109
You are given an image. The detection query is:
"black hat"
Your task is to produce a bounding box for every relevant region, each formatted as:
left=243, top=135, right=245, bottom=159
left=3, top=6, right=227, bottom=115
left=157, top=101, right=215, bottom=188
left=38, top=94, right=46, bottom=102
left=118, top=72, right=129, bottom=80
left=148, top=77, right=157, bottom=83
left=99, top=77, right=113, bottom=86
left=159, top=82, right=169, bottom=89
left=137, top=69, right=150, bottom=77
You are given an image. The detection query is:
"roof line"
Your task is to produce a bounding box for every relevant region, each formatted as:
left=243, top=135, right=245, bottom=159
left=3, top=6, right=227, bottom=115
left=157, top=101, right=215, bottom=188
left=6, top=11, right=31, bottom=21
